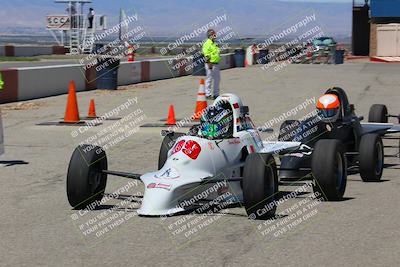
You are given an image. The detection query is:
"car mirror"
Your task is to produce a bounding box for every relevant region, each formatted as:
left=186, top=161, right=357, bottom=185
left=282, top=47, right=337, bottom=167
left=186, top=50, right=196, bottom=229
left=241, top=106, right=249, bottom=115
left=161, top=130, right=173, bottom=137
left=257, top=127, right=274, bottom=133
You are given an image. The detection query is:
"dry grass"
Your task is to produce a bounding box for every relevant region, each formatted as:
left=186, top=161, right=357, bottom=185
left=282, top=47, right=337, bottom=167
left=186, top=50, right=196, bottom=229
left=1, top=101, right=45, bottom=111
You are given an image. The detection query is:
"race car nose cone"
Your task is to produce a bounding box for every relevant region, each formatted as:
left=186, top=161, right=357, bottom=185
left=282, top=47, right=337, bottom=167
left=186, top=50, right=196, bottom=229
left=137, top=172, right=184, bottom=216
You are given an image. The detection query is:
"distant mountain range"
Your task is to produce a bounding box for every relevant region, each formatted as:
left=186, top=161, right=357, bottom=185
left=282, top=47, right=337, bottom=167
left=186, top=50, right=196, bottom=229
left=0, top=0, right=352, bottom=38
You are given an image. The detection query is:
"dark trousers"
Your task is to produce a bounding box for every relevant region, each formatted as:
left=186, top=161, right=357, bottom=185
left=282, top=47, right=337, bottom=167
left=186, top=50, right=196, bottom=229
left=88, top=18, right=93, bottom=28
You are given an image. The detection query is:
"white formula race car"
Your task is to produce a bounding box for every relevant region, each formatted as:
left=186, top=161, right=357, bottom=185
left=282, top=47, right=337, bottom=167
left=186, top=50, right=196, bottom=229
left=66, top=93, right=399, bottom=219
left=67, top=94, right=301, bottom=219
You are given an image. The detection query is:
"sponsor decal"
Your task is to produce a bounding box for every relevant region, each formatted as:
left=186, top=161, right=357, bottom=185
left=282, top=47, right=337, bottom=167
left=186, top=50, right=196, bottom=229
left=233, top=103, right=239, bottom=109
left=154, top=167, right=180, bottom=179
left=288, top=153, right=304, bottom=158
left=147, top=182, right=172, bottom=191
left=147, top=183, right=156, bottom=189
left=326, top=124, right=332, bottom=132
left=228, top=138, right=241, bottom=145
left=249, top=145, right=255, bottom=153
left=208, top=142, right=215, bottom=150
left=182, top=140, right=201, bottom=160
left=249, top=130, right=263, bottom=148
left=46, top=15, right=71, bottom=29
left=172, top=140, right=185, bottom=154
left=171, top=139, right=202, bottom=160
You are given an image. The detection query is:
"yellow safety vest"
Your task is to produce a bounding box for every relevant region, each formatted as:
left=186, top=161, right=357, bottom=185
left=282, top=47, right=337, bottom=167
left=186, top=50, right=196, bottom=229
left=202, top=38, right=220, bottom=64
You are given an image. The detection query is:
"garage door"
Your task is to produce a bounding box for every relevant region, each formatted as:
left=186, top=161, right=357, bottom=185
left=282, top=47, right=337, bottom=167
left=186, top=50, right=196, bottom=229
left=377, top=24, right=400, bottom=56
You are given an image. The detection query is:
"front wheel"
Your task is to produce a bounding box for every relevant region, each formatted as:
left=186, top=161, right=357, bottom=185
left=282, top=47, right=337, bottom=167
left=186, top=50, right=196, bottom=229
left=67, top=144, right=108, bottom=209
left=359, top=134, right=384, bottom=182
left=243, top=153, right=278, bottom=220
left=311, top=139, right=347, bottom=201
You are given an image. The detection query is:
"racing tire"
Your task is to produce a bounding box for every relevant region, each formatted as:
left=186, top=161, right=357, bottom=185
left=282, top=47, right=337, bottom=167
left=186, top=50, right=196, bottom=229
left=67, top=144, right=108, bottom=209
left=359, top=134, right=384, bottom=182
left=368, top=104, right=388, bottom=123
left=278, top=120, right=300, bottom=142
left=158, top=132, right=185, bottom=169
left=311, top=139, right=347, bottom=201
left=243, top=153, right=278, bottom=220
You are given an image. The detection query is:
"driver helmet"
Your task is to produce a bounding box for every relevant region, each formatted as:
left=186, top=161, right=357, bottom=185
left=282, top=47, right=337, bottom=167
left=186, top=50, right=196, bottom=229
left=316, top=94, right=340, bottom=123
left=200, top=102, right=233, bottom=139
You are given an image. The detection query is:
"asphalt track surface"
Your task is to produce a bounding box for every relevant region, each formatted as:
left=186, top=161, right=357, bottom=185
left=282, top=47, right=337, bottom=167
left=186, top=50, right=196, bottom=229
left=1, top=62, right=399, bottom=266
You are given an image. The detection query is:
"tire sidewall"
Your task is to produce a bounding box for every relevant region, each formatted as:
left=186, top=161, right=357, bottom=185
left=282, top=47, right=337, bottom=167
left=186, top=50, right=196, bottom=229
left=67, top=145, right=107, bottom=208
left=311, top=139, right=347, bottom=200
left=243, top=153, right=278, bottom=219
left=368, top=104, right=388, bottom=123
left=359, top=134, right=384, bottom=182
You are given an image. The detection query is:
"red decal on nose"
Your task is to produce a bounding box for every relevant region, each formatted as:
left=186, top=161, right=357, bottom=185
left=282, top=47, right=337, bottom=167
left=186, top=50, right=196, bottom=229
left=182, top=140, right=201, bottom=160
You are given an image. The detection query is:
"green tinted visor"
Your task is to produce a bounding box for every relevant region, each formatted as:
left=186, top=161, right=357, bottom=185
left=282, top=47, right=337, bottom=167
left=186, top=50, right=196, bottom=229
left=200, top=123, right=222, bottom=138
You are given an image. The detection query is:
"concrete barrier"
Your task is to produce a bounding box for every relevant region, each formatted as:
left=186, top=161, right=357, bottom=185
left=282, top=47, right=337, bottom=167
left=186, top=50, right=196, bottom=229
left=135, top=47, right=153, bottom=55
left=118, top=62, right=141, bottom=86
left=5, top=45, right=15, bottom=57
left=0, top=69, right=19, bottom=103
left=219, top=53, right=235, bottom=70
left=0, top=45, right=67, bottom=57
left=14, top=46, right=54, bottom=57
left=183, top=57, right=194, bottom=75
left=17, top=64, right=86, bottom=101
left=53, top=46, right=68, bottom=55
left=0, top=54, right=237, bottom=104
left=0, top=110, right=3, bottom=155
left=147, top=58, right=178, bottom=80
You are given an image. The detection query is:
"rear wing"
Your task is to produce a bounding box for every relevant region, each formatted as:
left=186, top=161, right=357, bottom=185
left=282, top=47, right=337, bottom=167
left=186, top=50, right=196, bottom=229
left=0, top=110, right=3, bottom=155
left=361, top=122, right=400, bottom=135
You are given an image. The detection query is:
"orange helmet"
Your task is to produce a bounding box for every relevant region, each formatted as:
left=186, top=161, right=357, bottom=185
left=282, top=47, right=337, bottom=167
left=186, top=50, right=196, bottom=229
left=316, top=94, right=340, bottom=122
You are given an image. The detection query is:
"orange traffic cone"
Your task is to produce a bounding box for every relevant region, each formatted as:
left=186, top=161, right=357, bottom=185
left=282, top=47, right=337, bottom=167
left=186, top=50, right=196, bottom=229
left=193, top=79, right=208, bottom=120
left=87, top=99, right=97, bottom=118
left=166, top=105, right=176, bottom=125
left=63, top=80, right=80, bottom=123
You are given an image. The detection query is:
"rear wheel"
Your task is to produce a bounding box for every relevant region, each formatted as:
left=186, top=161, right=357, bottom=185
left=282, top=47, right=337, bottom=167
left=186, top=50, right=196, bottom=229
left=158, top=132, right=185, bottom=169
left=311, top=139, right=347, bottom=201
left=278, top=120, right=300, bottom=141
left=359, top=134, right=384, bottom=182
left=243, top=153, right=278, bottom=220
left=368, top=104, right=388, bottom=123
left=67, top=144, right=108, bottom=209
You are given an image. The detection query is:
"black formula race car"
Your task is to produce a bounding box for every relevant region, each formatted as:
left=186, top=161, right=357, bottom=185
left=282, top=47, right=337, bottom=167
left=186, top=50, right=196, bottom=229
left=368, top=103, right=400, bottom=158
left=277, top=87, right=400, bottom=201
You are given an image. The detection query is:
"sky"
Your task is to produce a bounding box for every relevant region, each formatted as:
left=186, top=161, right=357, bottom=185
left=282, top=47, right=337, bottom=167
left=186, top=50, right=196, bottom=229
left=283, top=0, right=350, bottom=1
left=0, top=0, right=352, bottom=36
